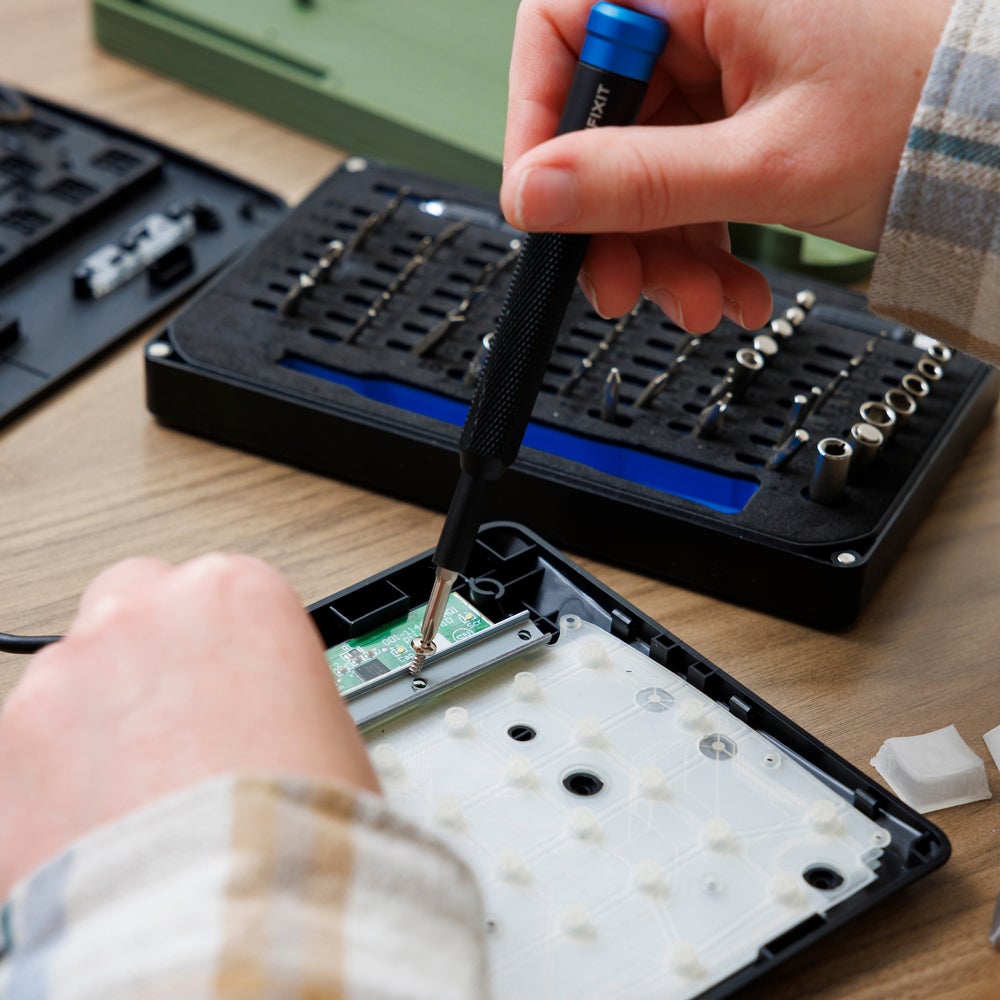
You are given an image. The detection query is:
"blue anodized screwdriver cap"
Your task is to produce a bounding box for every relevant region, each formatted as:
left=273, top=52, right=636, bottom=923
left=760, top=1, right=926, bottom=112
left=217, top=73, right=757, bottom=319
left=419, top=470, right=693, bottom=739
left=580, top=2, right=669, bottom=82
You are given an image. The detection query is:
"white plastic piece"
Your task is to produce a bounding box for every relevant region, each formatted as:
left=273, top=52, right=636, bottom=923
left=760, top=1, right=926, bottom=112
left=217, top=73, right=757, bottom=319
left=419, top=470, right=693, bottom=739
left=496, top=850, right=531, bottom=885
left=567, top=807, right=601, bottom=841
left=771, top=872, right=806, bottom=908
left=578, top=637, right=609, bottom=670
left=633, top=860, right=668, bottom=897
left=370, top=619, right=890, bottom=998
left=433, top=796, right=466, bottom=832
left=671, top=943, right=705, bottom=979
left=984, top=723, right=1000, bottom=772
left=870, top=724, right=992, bottom=813
left=806, top=800, right=843, bottom=836
left=511, top=671, right=542, bottom=702
left=702, top=818, right=736, bottom=852
left=573, top=716, right=607, bottom=748
left=370, top=743, right=404, bottom=779
left=504, top=755, right=537, bottom=789
left=870, top=828, right=892, bottom=849
left=562, top=904, right=595, bottom=938
left=443, top=706, right=473, bottom=738
left=677, top=699, right=709, bottom=731
left=637, top=764, right=671, bottom=801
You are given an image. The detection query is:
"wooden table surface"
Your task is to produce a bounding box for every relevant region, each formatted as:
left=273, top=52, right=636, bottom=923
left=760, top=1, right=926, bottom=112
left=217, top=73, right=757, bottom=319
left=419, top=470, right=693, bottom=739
left=2, top=2, right=998, bottom=997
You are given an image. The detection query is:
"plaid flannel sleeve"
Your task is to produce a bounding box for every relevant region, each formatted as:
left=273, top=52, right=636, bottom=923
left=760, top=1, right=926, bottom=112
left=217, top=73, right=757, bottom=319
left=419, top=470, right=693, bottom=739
left=0, top=775, right=489, bottom=1000
left=870, top=0, right=1000, bottom=363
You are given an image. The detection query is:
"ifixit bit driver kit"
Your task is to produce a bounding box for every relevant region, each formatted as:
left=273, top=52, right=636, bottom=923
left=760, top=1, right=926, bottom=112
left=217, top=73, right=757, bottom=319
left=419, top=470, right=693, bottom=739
left=144, top=157, right=999, bottom=627
left=0, top=86, right=285, bottom=426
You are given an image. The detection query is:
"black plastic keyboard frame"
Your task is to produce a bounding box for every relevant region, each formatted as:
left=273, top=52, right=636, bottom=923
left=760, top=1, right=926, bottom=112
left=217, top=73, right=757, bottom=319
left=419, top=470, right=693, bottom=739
left=0, top=88, right=286, bottom=426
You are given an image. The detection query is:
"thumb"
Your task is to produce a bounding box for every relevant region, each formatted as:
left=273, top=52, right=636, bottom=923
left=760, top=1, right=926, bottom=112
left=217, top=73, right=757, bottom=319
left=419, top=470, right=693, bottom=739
left=501, top=111, right=785, bottom=234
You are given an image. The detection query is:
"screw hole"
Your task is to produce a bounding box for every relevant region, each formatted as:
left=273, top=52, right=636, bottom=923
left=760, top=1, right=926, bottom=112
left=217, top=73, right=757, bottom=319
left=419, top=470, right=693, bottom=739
left=507, top=724, right=536, bottom=742
left=470, top=576, right=505, bottom=598
left=562, top=770, right=604, bottom=797
left=411, top=677, right=428, bottom=690
left=802, top=864, right=844, bottom=890
left=517, top=629, right=532, bottom=641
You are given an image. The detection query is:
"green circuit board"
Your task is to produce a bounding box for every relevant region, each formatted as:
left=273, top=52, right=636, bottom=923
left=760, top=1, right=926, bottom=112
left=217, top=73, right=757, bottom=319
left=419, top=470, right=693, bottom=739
left=326, top=593, right=491, bottom=693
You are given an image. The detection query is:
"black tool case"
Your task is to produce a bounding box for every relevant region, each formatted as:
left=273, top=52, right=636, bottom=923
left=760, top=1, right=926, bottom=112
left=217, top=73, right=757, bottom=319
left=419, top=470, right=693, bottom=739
left=307, top=521, right=950, bottom=998
left=0, top=87, right=285, bottom=426
left=145, top=158, right=999, bottom=627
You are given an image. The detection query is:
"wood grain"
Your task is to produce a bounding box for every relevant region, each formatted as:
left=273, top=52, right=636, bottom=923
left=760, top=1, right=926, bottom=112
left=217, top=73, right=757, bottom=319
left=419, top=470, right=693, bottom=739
left=2, top=3, right=999, bottom=996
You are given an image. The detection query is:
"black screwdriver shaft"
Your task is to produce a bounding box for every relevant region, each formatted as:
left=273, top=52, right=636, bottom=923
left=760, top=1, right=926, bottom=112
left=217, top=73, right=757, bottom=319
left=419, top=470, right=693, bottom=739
left=411, top=4, right=668, bottom=672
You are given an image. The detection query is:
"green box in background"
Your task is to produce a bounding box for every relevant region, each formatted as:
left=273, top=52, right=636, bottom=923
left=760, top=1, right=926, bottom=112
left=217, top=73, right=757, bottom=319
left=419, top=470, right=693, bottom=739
left=93, top=0, right=519, bottom=190
left=92, top=0, right=874, bottom=280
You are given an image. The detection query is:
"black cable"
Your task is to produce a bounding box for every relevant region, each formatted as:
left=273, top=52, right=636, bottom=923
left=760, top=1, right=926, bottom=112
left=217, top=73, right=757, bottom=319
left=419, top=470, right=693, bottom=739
left=0, top=633, right=61, bottom=654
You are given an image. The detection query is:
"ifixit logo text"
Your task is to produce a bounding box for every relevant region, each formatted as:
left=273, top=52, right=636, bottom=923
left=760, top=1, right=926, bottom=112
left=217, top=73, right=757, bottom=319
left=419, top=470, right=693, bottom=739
left=585, top=83, right=611, bottom=128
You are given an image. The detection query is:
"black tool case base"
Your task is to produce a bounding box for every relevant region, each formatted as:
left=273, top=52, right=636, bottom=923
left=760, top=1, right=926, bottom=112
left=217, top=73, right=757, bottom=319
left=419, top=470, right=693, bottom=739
left=307, top=521, right=950, bottom=998
left=144, top=158, right=999, bottom=627
left=0, top=88, right=285, bottom=426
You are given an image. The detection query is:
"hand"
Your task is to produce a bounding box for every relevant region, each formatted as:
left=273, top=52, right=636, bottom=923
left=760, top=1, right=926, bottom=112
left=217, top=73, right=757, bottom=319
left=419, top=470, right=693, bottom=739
left=0, top=554, right=378, bottom=897
left=502, top=0, right=953, bottom=331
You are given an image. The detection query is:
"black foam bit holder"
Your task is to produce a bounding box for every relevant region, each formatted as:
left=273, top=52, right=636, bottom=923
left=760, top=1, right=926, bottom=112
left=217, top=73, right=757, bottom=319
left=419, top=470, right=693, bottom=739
left=145, top=158, right=999, bottom=627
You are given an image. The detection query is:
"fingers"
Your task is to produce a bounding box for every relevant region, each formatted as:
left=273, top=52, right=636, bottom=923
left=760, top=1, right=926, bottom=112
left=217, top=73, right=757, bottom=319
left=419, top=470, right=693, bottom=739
left=66, top=555, right=315, bottom=665
left=502, top=110, right=786, bottom=235
left=579, top=227, right=772, bottom=332
left=77, top=556, right=172, bottom=613
left=170, top=553, right=299, bottom=616
left=578, top=234, right=643, bottom=319
left=691, top=245, right=773, bottom=330
left=165, top=553, right=328, bottom=667
left=503, top=0, right=595, bottom=169
left=635, top=233, right=725, bottom=333
left=503, top=0, right=714, bottom=168
left=72, top=557, right=172, bottom=635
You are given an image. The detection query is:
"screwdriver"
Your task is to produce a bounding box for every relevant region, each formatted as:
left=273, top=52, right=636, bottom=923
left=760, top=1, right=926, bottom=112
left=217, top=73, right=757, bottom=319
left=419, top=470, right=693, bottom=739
left=410, top=2, right=669, bottom=672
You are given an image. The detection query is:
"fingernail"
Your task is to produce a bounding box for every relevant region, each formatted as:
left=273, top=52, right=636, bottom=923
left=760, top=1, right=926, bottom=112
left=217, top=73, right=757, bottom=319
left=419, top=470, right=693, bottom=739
left=578, top=272, right=609, bottom=318
left=650, top=288, right=685, bottom=330
left=515, top=166, right=578, bottom=228
left=723, top=297, right=746, bottom=328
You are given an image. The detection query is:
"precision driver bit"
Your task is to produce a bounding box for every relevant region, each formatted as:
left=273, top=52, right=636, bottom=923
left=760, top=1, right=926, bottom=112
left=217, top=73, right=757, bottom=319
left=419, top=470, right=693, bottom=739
left=780, top=393, right=811, bottom=440
left=600, top=367, right=622, bottom=422
left=278, top=272, right=316, bottom=316
left=766, top=428, right=810, bottom=471
left=693, top=392, right=732, bottom=439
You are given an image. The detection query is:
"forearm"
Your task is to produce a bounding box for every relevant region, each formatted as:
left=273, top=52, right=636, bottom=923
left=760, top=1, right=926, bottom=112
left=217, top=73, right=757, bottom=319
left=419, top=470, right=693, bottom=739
left=870, top=0, right=1000, bottom=363
left=0, top=775, right=488, bottom=1000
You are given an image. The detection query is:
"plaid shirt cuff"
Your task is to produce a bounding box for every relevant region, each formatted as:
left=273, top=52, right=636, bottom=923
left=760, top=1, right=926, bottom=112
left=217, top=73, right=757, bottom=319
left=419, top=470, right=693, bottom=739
left=871, top=0, right=1000, bottom=363
left=0, top=774, right=488, bottom=1000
